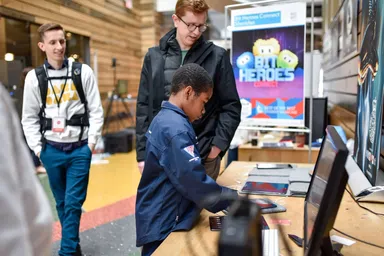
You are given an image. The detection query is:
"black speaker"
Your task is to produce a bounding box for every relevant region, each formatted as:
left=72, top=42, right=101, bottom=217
left=104, top=128, right=134, bottom=154
left=305, top=97, right=328, bottom=144
left=219, top=198, right=262, bottom=256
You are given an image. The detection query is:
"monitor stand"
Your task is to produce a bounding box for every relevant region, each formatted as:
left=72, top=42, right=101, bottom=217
left=345, top=155, right=384, bottom=203
left=320, top=236, right=343, bottom=256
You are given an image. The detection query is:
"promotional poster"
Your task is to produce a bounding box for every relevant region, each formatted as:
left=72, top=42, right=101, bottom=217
left=231, top=3, right=306, bottom=127
left=354, top=0, right=384, bottom=185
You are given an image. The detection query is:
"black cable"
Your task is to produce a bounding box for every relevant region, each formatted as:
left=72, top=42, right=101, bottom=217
left=333, top=228, right=384, bottom=250
left=345, top=188, right=384, bottom=217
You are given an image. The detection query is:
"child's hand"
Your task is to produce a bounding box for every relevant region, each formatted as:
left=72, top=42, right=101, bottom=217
left=138, top=161, right=145, bottom=174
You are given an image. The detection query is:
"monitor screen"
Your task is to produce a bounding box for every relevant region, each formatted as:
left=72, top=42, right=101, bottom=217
left=305, top=135, right=336, bottom=246
left=304, top=126, right=349, bottom=255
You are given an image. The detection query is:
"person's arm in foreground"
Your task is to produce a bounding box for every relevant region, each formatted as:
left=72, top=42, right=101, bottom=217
left=0, top=85, right=53, bottom=256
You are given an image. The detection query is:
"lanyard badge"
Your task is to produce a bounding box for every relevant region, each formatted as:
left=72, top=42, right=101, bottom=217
left=52, top=116, right=66, bottom=133
left=45, top=65, right=69, bottom=133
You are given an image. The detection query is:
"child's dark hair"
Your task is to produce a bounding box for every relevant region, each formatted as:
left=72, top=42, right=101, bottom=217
left=171, top=63, right=213, bottom=96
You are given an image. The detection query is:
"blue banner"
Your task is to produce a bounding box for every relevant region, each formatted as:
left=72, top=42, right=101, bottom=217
left=234, top=12, right=281, bottom=28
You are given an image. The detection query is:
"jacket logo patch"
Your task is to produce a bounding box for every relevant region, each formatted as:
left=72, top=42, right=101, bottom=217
left=189, top=157, right=199, bottom=162
left=183, top=145, right=195, bottom=157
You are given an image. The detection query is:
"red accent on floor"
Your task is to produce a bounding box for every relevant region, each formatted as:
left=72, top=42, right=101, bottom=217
left=52, top=195, right=136, bottom=242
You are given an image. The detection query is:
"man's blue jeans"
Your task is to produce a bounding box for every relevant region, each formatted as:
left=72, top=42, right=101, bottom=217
left=41, top=143, right=91, bottom=256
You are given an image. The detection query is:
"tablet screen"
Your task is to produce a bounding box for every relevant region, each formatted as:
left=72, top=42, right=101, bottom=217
left=241, top=181, right=289, bottom=195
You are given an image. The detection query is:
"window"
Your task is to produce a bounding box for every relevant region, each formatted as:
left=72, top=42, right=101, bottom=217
left=1, top=18, right=32, bottom=66
left=0, top=16, right=90, bottom=106
left=65, top=31, right=90, bottom=64
left=0, top=17, right=90, bottom=67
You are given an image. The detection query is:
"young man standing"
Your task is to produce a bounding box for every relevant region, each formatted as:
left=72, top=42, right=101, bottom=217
left=136, top=0, right=241, bottom=179
left=22, top=23, right=104, bottom=256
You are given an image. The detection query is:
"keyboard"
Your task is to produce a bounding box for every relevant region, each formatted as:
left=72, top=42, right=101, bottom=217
left=262, top=229, right=279, bottom=256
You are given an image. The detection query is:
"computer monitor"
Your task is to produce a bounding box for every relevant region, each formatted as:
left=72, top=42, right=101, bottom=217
left=304, top=97, right=328, bottom=144
left=304, top=125, right=349, bottom=256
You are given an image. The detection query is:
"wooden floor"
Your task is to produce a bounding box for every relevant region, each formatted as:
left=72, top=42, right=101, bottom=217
left=84, top=151, right=227, bottom=211
left=83, top=151, right=141, bottom=211
left=37, top=151, right=141, bottom=222
left=42, top=149, right=228, bottom=254
left=40, top=150, right=228, bottom=219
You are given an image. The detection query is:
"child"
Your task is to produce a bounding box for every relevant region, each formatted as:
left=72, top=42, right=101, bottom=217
left=135, top=63, right=237, bottom=255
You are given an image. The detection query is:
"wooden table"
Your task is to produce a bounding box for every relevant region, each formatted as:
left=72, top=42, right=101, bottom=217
left=154, top=161, right=384, bottom=256
left=238, top=143, right=320, bottom=163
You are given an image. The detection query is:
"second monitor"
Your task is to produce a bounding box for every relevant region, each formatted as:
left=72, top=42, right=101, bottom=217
left=304, top=125, right=349, bottom=256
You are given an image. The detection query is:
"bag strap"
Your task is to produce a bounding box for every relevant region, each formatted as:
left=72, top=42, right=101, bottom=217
left=35, top=66, right=48, bottom=110
left=72, top=62, right=86, bottom=106
left=71, top=62, right=89, bottom=141
left=35, top=66, right=49, bottom=147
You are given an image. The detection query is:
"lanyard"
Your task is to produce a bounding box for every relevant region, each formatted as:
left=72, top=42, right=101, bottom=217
left=44, top=65, right=69, bottom=110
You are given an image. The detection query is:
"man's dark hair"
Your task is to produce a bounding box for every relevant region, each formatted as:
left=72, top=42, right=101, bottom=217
left=171, top=63, right=213, bottom=95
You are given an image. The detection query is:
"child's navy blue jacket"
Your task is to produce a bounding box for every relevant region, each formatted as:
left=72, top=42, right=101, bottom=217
left=135, top=101, right=237, bottom=247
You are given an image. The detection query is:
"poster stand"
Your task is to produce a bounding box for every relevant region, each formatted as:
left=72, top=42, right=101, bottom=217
left=224, top=0, right=316, bottom=163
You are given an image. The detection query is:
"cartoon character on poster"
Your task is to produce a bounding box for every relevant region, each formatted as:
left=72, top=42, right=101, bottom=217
left=236, top=38, right=299, bottom=86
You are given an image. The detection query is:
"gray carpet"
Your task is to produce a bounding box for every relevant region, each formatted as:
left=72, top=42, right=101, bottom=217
left=51, top=214, right=140, bottom=256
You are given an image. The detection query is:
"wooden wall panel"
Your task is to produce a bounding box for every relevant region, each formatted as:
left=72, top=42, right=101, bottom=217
left=322, top=0, right=362, bottom=136
left=323, top=56, right=358, bottom=80
left=138, top=0, right=162, bottom=56
left=329, top=105, right=356, bottom=139
left=1, top=0, right=160, bottom=133
left=323, top=77, right=358, bottom=95
left=1, top=0, right=142, bottom=91
left=0, top=17, right=6, bottom=61
left=29, top=24, right=44, bottom=68
left=324, top=91, right=357, bottom=113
